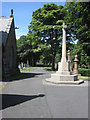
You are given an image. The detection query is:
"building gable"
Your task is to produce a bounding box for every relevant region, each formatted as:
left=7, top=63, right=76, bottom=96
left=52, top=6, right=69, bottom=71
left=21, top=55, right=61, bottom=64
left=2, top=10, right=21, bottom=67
left=0, top=16, right=13, bottom=46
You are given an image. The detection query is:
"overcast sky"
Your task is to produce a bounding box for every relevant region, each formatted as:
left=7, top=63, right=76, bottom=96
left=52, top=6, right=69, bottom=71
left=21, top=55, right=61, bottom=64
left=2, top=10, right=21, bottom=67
left=2, top=2, right=65, bottom=39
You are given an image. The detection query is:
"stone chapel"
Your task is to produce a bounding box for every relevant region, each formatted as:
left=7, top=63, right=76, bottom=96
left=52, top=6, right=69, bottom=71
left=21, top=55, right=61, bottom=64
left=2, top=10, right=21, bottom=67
left=0, top=9, right=19, bottom=80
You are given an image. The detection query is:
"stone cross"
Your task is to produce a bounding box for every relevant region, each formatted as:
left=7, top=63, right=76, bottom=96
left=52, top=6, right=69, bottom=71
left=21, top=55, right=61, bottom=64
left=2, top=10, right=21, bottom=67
left=45, top=22, right=84, bottom=84
left=57, top=22, right=69, bottom=73
left=62, top=22, right=67, bottom=62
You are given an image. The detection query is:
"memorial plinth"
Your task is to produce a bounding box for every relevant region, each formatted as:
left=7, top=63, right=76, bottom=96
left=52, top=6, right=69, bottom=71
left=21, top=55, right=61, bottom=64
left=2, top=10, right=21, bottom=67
left=45, top=23, right=84, bottom=85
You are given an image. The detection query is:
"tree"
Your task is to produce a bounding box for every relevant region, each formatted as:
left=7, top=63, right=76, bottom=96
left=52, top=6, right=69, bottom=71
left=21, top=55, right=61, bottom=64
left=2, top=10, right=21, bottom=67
left=26, top=32, right=42, bottom=66
left=17, top=33, right=42, bottom=66
left=17, top=35, right=29, bottom=63
left=28, top=3, right=67, bottom=70
left=64, top=2, right=90, bottom=68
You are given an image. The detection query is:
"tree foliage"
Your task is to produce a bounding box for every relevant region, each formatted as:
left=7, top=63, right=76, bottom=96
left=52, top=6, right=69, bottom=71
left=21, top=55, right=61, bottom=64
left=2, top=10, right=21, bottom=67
left=65, top=2, right=90, bottom=68
left=17, top=2, right=90, bottom=69
left=17, top=34, right=41, bottom=66
left=28, top=3, right=67, bottom=70
left=17, top=35, right=28, bottom=62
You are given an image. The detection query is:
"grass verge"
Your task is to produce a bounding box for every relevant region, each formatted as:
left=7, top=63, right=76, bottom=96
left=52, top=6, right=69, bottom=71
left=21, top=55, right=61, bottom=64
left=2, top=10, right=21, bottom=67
left=0, top=85, right=4, bottom=89
left=44, top=67, right=56, bottom=73
left=78, top=75, right=90, bottom=80
left=21, top=67, right=37, bottom=71
left=44, top=67, right=89, bottom=80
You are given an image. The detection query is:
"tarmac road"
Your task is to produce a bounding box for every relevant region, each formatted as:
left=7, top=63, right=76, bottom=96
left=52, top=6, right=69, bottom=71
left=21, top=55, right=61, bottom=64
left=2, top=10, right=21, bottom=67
left=0, top=67, right=88, bottom=119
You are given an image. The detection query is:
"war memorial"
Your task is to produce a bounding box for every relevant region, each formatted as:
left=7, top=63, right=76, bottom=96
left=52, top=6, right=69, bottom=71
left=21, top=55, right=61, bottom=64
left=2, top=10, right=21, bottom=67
left=46, top=23, right=84, bottom=85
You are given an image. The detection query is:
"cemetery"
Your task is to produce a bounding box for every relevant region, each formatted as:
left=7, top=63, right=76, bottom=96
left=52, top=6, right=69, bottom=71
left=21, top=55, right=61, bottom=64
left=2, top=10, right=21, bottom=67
left=0, top=2, right=89, bottom=119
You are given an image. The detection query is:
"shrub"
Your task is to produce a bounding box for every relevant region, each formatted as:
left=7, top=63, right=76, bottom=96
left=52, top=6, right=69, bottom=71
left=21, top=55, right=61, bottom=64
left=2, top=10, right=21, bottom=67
left=78, top=68, right=90, bottom=76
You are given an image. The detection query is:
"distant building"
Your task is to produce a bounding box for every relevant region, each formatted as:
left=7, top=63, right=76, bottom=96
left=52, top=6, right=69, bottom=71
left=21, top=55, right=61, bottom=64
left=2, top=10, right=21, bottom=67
left=0, top=9, right=19, bottom=80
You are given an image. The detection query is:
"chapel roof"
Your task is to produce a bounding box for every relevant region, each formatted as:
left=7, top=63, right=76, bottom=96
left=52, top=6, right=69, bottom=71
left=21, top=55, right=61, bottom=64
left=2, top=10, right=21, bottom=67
left=0, top=14, right=13, bottom=46
left=0, top=16, right=13, bottom=33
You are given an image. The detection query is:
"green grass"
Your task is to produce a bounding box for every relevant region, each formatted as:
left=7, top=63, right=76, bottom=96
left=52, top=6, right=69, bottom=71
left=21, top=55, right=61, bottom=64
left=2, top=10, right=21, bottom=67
left=0, top=85, right=4, bottom=89
left=44, top=67, right=56, bottom=73
left=78, top=75, right=90, bottom=80
left=21, top=67, right=37, bottom=71
left=44, top=67, right=52, bottom=71
left=44, top=67, right=89, bottom=80
left=78, top=68, right=90, bottom=77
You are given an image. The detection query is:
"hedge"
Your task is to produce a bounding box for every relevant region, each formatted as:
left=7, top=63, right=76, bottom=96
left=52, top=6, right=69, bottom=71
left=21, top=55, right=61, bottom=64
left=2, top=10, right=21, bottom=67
left=78, top=68, right=90, bottom=76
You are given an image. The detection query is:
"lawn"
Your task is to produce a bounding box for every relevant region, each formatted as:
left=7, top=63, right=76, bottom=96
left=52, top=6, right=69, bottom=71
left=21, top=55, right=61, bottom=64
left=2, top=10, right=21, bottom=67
left=21, top=67, right=37, bottom=71
left=78, top=75, right=90, bottom=80
left=44, top=67, right=56, bottom=73
left=44, top=67, right=52, bottom=71
left=0, top=85, right=4, bottom=89
left=44, top=67, right=89, bottom=80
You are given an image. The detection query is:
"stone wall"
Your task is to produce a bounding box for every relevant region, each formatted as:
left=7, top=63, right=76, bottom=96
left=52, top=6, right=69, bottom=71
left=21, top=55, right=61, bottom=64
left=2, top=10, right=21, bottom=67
left=0, top=45, right=2, bottom=81
left=3, top=18, right=19, bottom=79
left=0, top=31, right=2, bottom=80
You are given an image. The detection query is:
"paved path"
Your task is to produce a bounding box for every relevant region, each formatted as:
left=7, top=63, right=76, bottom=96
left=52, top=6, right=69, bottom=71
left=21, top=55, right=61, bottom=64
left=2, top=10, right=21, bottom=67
left=0, top=67, right=88, bottom=119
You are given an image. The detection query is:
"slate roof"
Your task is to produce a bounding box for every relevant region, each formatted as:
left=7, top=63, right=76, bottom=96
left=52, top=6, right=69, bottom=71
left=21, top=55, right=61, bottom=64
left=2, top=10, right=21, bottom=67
left=0, top=16, right=13, bottom=46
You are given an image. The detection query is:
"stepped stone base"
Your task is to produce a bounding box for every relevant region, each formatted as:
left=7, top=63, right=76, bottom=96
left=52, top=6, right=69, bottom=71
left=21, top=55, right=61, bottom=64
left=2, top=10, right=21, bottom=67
left=45, top=73, right=84, bottom=85
left=45, top=61, right=84, bottom=85
left=56, top=71, right=72, bottom=75
left=51, top=74, right=77, bottom=81
left=45, top=77, right=84, bottom=85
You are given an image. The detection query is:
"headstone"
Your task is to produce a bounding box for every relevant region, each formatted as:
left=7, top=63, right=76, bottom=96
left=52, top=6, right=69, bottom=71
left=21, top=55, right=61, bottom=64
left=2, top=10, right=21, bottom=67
left=18, top=65, right=21, bottom=69
left=27, top=60, right=29, bottom=67
left=21, top=62, right=23, bottom=70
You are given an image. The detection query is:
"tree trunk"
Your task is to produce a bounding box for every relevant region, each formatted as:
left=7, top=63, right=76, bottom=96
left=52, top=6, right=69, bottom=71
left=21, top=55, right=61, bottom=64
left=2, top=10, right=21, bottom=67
left=52, top=55, right=55, bottom=70
left=51, top=52, right=56, bottom=70
left=32, top=53, right=34, bottom=67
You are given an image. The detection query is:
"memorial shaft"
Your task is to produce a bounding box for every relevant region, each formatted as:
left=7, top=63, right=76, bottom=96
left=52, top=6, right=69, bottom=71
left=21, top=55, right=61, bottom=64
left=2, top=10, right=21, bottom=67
left=62, top=23, right=67, bottom=62
left=45, top=22, right=84, bottom=85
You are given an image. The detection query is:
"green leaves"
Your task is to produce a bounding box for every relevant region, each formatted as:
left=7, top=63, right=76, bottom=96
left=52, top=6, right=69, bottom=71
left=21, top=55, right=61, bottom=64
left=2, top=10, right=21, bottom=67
left=17, top=2, right=90, bottom=68
left=65, top=2, right=90, bottom=62
left=28, top=3, right=67, bottom=69
left=56, top=20, right=63, bottom=25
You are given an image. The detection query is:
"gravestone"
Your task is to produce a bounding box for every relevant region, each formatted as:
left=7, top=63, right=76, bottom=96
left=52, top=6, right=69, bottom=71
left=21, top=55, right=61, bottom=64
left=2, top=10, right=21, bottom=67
left=27, top=60, right=29, bottom=67
left=45, top=23, right=84, bottom=84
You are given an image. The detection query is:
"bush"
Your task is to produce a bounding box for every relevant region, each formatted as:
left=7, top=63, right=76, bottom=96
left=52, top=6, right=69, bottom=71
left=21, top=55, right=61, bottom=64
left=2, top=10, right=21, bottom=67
left=78, top=68, right=90, bottom=77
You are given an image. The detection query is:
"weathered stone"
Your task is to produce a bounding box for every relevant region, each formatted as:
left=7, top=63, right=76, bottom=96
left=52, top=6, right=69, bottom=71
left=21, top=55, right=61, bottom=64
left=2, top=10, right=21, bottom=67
left=73, top=55, right=79, bottom=74
left=0, top=9, right=20, bottom=80
left=45, top=22, right=84, bottom=85
left=51, top=74, right=77, bottom=81
left=57, top=62, right=69, bottom=73
left=68, top=50, right=72, bottom=72
left=45, top=78, right=84, bottom=85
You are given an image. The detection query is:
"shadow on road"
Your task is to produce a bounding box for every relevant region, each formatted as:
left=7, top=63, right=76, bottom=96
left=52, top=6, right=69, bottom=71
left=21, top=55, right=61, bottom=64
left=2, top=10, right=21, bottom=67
left=0, top=94, right=45, bottom=110
left=2, top=72, right=44, bottom=82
